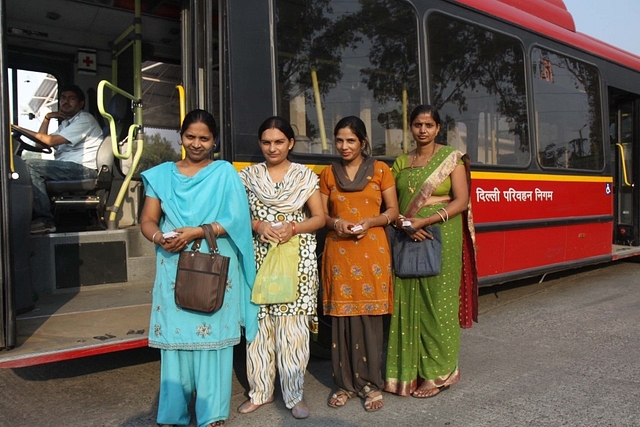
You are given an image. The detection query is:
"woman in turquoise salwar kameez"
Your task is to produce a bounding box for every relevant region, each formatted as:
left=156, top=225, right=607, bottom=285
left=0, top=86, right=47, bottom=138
left=140, top=109, right=258, bottom=427
left=384, top=105, right=477, bottom=399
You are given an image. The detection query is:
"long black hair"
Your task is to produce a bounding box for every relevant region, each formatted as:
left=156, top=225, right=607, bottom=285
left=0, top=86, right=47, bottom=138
left=333, top=116, right=371, bottom=157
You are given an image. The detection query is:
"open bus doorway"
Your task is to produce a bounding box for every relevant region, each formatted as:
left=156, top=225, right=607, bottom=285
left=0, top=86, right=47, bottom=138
left=609, top=89, right=640, bottom=247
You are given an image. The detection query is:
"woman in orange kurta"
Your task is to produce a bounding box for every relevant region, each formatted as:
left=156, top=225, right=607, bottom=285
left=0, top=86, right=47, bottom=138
left=319, top=116, right=398, bottom=412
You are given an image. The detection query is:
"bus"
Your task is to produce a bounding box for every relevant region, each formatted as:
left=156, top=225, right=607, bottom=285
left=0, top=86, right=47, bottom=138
left=2, top=0, right=640, bottom=368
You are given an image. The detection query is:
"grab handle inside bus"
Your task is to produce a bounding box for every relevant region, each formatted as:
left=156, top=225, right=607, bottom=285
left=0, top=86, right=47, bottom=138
left=616, top=143, right=632, bottom=187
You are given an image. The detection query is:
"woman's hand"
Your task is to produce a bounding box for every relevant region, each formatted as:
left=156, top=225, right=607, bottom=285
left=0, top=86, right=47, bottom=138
left=333, top=219, right=355, bottom=238
left=158, top=226, right=202, bottom=252
left=402, top=217, right=433, bottom=242
left=257, top=221, right=282, bottom=244
left=350, top=218, right=372, bottom=240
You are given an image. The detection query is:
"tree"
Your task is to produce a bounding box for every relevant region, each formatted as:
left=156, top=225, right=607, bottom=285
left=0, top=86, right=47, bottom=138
left=136, top=133, right=180, bottom=174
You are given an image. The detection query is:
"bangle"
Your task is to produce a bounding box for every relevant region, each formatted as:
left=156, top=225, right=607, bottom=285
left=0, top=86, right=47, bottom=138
left=435, top=210, right=446, bottom=223
left=440, top=207, right=449, bottom=221
left=291, top=221, right=297, bottom=236
left=151, top=230, right=161, bottom=244
left=333, top=218, right=341, bottom=231
left=213, top=222, right=221, bottom=237
left=253, top=220, right=263, bottom=233
left=381, top=212, right=391, bottom=226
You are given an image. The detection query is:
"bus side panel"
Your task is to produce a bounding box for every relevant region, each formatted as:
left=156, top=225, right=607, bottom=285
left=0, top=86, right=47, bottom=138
left=503, top=227, right=566, bottom=271
left=472, top=174, right=613, bottom=222
left=474, top=232, right=505, bottom=277
left=472, top=174, right=613, bottom=279
left=565, top=222, right=613, bottom=260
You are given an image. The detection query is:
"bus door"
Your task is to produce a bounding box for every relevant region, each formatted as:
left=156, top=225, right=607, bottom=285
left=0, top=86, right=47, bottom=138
left=610, top=94, right=639, bottom=246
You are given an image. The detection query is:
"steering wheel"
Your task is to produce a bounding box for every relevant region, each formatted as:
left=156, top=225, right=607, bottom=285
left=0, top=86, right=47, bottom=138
left=11, top=124, right=53, bottom=154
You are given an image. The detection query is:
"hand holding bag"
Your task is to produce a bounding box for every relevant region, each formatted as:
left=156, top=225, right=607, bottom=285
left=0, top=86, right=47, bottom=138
left=174, top=223, right=229, bottom=313
left=251, top=235, right=299, bottom=304
left=392, top=226, right=442, bottom=278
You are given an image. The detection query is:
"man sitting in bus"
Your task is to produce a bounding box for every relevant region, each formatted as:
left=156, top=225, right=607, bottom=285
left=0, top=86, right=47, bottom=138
left=20, top=85, right=104, bottom=234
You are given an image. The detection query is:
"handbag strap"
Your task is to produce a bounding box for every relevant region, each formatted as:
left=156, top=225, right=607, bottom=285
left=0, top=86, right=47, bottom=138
left=200, top=223, right=220, bottom=254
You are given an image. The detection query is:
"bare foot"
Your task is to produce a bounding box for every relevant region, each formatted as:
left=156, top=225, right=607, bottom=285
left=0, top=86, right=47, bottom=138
left=237, top=395, right=275, bottom=413
left=291, top=400, right=310, bottom=419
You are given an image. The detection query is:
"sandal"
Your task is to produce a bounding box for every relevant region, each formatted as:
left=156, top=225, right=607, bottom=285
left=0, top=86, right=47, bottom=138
left=327, top=389, right=351, bottom=408
left=411, top=384, right=450, bottom=398
left=363, top=390, right=383, bottom=412
left=207, top=421, right=225, bottom=427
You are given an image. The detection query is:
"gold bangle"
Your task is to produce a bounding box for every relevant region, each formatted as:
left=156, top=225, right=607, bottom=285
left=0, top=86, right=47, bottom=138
left=213, top=222, right=221, bottom=237
left=333, top=218, right=340, bottom=231
left=151, top=230, right=161, bottom=244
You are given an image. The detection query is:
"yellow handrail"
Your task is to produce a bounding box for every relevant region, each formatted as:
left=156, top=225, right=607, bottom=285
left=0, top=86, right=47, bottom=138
left=97, top=80, right=140, bottom=160
left=311, top=67, right=328, bottom=152
left=402, top=85, right=408, bottom=153
left=616, top=143, right=632, bottom=186
left=177, top=84, right=186, bottom=159
left=96, top=79, right=144, bottom=229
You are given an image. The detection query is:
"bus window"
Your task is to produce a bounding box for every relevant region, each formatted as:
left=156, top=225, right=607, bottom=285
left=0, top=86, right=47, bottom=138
left=531, top=48, right=604, bottom=171
left=9, top=69, right=58, bottom=162
left=275, top=0, right=420, bottom=157
left=427, top=12, right=529, bottom=167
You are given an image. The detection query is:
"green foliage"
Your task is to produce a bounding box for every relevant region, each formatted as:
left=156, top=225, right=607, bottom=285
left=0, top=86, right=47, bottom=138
left=136, top=133, right=180, bottom=174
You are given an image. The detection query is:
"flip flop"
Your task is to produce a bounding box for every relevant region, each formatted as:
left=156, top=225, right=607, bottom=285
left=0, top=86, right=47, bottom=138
left=328, top=390, right=351, bottom=408
left=363, top=390, right=383, bottom=412
left=411, top=384, right=450, bottom=399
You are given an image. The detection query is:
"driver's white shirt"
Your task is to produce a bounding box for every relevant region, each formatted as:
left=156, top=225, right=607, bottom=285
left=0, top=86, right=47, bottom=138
left=52, top=111, right=103, bottom=170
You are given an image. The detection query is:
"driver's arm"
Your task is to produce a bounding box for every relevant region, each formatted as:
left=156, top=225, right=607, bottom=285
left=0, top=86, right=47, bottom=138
left=29, top=112, right=70, bottom=147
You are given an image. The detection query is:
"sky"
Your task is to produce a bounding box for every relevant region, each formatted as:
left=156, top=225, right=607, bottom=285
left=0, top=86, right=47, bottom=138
left=562, top=0, right=640, bottom=56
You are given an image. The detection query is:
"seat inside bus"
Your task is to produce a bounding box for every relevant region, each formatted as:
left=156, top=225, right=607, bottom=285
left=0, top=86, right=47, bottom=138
left=45, top=94, right=130, bottom=229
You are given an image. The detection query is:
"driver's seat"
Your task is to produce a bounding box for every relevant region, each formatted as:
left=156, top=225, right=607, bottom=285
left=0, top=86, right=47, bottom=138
left=45, top=94, right=128, bottom=229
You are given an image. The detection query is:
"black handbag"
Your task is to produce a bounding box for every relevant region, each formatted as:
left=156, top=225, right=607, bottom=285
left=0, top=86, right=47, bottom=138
left=391, top=226, right=442, bottom=278
left=174, top=224, right=229, bottom=313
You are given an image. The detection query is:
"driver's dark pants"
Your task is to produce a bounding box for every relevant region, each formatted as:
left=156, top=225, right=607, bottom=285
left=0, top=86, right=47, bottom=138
left=25, top=159, right=97, bottom=225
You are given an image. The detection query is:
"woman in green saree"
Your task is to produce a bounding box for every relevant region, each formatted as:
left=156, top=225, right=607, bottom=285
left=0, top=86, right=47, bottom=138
left=384, top=105, right=478, bottom=398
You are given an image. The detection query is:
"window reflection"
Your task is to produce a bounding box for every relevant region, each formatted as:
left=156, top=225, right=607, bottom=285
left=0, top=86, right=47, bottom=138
left=275, top=0, right=419, bottom=157
left=532, top=48, right=604, bottom=170
left=427, top=13, right=529, bottom=167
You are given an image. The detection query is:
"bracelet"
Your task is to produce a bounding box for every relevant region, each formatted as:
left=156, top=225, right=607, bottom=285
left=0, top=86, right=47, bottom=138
left=440, top=207, right=449, bottom=221
left=151, top=230, right=161, bottom=244
left=213, top=222, right=221, bottom=237
left=333, top=218, right=341, bottom=231
left=253, top=220, right=263, bottom=233
left=381, top=212, right=391, bottom=226
left=291, top=221, right=297, bottom=236
left=435, top=210, right=446, bottom=223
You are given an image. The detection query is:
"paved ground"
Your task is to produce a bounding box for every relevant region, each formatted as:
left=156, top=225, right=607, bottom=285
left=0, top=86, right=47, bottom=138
left=0, top=260, right=639, bottom=427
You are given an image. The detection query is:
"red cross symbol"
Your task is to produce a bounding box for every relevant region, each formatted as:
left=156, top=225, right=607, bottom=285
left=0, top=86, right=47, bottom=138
left=82, top=56, right=94, bottom=67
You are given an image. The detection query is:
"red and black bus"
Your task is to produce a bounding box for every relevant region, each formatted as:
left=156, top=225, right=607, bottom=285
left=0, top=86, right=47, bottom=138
left=1, top=0, right=639, bottom=367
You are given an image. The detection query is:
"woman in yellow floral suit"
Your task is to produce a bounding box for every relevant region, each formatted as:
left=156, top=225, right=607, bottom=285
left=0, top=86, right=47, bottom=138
left=319, top=116, right=398, bottom=412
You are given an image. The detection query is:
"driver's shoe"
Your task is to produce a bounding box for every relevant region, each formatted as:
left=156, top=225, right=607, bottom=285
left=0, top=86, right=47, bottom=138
left=30, top=221, right=56, bottom=234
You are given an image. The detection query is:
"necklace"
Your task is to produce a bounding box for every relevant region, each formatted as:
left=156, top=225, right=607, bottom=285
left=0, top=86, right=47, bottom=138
left=407, top=144, right=438, bottom=194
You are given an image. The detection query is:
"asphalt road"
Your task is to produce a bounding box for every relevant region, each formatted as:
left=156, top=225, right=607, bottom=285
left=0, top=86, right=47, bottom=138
left=1, top=260, right=639, bottom=427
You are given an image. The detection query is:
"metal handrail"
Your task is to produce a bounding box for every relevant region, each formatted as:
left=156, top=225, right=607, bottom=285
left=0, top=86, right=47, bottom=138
left=96, top=79, right=144, bottom=229
left=616, top=143, right=632, bottom=187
